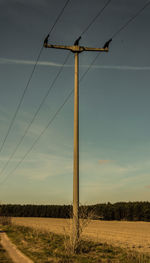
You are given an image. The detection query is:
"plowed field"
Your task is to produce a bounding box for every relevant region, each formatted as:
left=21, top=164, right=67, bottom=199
left=12, top=217, right=150, bottom=253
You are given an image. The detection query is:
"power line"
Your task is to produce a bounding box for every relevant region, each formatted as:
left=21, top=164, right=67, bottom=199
left=111, top=0, right=150, bottom=39
left=80, top=0, right=150, bottom=82
left=81, top=0, right=112, bottom=36
left=1, top=0, right=149, bottom=184
left=48, top=0, right=71, bottom=35
left=0, top=0, right=108, bottom=177
left=0, top=0, right=70, bottom=156
left=0, top=0, right=110, bottom=182
left=0, top=90, right=73, bottom=185
left=0, top=53, right=70, bottom=177
left=0, top=47, right=43, bottom=154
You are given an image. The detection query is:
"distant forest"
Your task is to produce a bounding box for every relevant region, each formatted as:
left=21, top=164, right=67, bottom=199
left=0, top=202, right=150, bottom=221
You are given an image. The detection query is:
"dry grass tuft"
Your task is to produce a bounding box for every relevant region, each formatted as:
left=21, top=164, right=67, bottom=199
left=0, top=216, right=12, bottom=226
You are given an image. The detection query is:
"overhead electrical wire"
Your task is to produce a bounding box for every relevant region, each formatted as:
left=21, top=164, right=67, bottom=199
left=0, top=47, right=43, bottom=155
left=0, top=53, right=70, bottom=177
left=0, top=0, right=111, bottom=183
left=80, top=0, right=111, bottom=36
left=0, top=0, right=71, bottom=175
left=0, top=91, right=73, bottom=185
left=1, top=0, right=149, bottom=185
left=111, top=0, right=150, bottom=39
left=0, top=0, right=111, bottom=178
left=80, top=0, right=150, bottom=82
left=0, top=0, right=72, bottom=176
left=0, top=0, right=70, bottom=156
left=48, top=0, right=70, bottom=36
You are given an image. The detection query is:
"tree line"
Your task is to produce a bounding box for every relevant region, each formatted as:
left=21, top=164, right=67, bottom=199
left=0, top=202, right=150, bottom=221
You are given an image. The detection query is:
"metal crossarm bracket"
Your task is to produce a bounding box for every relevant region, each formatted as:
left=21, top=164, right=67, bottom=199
left=44, top=43, right=108, bottom=53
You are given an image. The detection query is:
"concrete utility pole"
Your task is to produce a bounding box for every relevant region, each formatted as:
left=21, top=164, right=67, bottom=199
left=44, top=36, right=111, bottom=246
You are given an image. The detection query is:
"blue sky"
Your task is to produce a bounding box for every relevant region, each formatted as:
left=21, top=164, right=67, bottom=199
left=0, top=0, right=150, bottom=204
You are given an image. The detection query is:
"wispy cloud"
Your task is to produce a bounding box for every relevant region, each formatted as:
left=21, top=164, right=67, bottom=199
left=0, top=57, right=64, bottom=67
left=1, top=57, right=150, bottom=71
left=80, top=159, right=131, bottom=179
left=91, top=65, right=150, bottom=71
left=16, top=152, right=72, bottom=180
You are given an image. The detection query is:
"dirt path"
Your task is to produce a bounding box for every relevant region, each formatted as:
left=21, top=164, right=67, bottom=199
left=0, top=232, right=33, bottom=263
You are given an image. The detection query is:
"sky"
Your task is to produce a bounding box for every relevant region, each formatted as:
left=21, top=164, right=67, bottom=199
left=0, top=0, right=150, bottom=205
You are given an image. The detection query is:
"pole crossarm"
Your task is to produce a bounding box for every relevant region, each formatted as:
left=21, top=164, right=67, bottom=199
left=82, top=46, right=108, bottom=52
left=44, top=43, right=108, bottom=53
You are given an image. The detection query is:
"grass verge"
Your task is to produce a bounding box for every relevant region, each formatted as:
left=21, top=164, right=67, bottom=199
left=0, top=242, right=13, bottom=263
left=2, top=224, right=150, bottom=263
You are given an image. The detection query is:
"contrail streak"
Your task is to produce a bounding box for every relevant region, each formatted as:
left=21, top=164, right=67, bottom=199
left=0, top=58, right=63, bottom=67
left=91, top=64, right=150, bottom=71
left=0, top=57, right=150, bottom=71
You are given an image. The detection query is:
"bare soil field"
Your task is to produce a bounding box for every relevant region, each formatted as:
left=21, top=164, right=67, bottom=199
left=12, top=217, right=150, bottom=253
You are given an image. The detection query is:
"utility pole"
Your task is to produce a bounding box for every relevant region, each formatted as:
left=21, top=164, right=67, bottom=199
left=44, top=35, right=111, bottom=248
